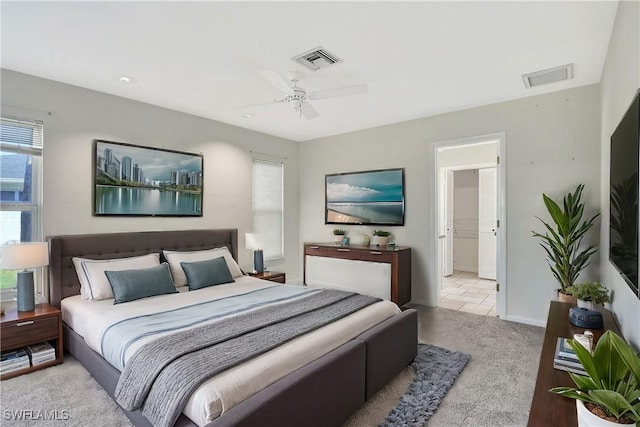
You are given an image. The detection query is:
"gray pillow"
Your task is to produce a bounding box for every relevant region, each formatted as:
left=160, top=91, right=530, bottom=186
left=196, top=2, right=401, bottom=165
left=105, top=263, right=177, bottom=304
left=180, top=257, right=235, bottom=290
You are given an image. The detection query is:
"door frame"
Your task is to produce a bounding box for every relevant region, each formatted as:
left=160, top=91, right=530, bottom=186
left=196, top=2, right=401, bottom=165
left=432, top=132, right=507, bottom=318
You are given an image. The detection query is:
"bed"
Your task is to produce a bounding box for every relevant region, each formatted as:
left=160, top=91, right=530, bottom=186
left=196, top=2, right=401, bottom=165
left=48, top=229, right=417, bottom=427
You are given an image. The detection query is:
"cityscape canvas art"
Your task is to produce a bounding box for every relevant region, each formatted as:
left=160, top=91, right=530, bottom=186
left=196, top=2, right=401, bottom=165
left=93, top=140, right=203, bottom=216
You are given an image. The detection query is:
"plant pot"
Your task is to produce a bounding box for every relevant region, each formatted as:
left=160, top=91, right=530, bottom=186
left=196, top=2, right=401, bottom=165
left=576, top=400, right=623, bottom=427
left=577, top=299, right=604, bottom=311
left=334, top=235, right=345, bottom=243
left=557, top=290, right=578, bottom=304
left=371, top=236, right=388, bottom=246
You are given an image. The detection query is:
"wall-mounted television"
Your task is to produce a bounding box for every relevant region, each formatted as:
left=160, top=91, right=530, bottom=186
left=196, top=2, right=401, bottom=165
left=609, top=90, right=639, bottom=299
left=325, top=168, right=405, bottom=226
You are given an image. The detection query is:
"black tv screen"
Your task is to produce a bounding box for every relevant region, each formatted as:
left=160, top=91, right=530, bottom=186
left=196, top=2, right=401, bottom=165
left=325, top=168, right=405, bottom=226
left=609, top=90, right=639, bottom=299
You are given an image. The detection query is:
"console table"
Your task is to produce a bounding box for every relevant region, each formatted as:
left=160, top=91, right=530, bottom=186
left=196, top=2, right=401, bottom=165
left=527, top=301, right=621, bottom=427
left=303, top=243, right=411, bottom=306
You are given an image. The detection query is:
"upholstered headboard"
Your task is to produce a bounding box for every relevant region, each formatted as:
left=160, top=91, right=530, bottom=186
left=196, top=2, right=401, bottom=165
left=47, top=229, right=238, bottom=308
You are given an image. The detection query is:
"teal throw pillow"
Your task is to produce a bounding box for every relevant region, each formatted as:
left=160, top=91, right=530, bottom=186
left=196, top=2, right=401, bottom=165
left=105, top=263, right=177, bottom=304
left=180, top=257, right=235, bottom=290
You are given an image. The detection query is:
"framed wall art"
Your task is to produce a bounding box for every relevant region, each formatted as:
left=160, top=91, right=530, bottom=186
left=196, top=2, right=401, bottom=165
left=93, top=140, right=203, bottom=216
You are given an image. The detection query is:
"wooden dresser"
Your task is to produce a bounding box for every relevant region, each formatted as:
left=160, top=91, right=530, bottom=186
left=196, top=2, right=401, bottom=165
left=303, top=242, right=411, bottom=306
left=527, top=301, right=621, bottom=427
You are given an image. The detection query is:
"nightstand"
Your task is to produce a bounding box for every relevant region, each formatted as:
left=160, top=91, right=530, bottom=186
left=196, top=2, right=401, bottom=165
left=0, top=303, right=63, bottom=379
left=248, top=271, right=286, bottom=284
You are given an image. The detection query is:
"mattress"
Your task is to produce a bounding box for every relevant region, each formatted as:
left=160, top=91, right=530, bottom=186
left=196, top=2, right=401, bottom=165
left=61, top=276, right=400, bottom=426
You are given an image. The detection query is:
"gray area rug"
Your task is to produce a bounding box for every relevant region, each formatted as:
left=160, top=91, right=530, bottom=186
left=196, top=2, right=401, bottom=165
left=381, top=343, right=470, bottom=427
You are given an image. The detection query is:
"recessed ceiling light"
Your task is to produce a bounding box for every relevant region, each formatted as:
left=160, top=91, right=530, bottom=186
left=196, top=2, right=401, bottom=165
left=241, top=113, right=255, bottom=119
left=115, top=74, right=137, bottom=84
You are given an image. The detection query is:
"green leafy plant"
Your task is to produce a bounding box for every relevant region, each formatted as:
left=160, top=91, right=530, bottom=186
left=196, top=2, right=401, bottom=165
left=332, top=229, right=346, bottom=235
left=550, top=331, right=640, bottom=423
left=531, top=184, right=600, bottom=294
left=566, top=281, right=611, bottom=304
left=372, top=230, right=390, bottom=237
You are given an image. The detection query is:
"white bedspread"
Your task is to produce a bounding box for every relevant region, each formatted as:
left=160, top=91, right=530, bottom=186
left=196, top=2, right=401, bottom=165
left=61, top=276, right=400, bottom=426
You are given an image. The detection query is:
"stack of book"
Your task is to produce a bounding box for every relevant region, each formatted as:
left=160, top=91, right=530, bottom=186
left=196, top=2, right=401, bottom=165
left=554, top=337, right=587, bottom=375
left=1, top=349, right=30, bottom=374
left=26, top=342, right=56, bottom=366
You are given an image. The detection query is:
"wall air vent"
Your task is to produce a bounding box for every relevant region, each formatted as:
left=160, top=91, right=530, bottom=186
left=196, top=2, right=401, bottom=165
left=522, top=63, right=574, bottom=88
left=292, top=46, right=343, bottom=71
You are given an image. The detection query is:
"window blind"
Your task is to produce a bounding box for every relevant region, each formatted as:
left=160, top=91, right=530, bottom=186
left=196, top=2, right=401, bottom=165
left=0, top=117, right=44, bottom=155
left=252, top=159, right=284, bottom=261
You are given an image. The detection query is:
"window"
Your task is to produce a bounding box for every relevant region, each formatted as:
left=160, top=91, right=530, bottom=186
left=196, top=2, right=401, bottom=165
left=0, top=117, right=44, bottom=300
left=252, top=159, right=284, bottom=261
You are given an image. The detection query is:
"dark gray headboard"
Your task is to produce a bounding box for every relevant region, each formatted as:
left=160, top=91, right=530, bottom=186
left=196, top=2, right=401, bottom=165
left=47, top=229, right=238, bottom=308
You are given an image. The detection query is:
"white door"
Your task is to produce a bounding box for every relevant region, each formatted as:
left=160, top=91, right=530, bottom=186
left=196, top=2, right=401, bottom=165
left=478, top=167, right=497, bottom=280
left=443, top=170, right=454, bottom=277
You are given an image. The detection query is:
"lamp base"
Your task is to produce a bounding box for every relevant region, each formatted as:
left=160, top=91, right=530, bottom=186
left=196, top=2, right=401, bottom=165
left=16, top=270, right=35, bottom=312
left=253, top=250, right=264, bottom=274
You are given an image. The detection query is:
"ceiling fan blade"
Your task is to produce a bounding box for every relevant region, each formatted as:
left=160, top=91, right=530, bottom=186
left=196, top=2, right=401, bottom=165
left=300, top=102, right=319, bottom=120
left=235, top=98, right=287, bottom=109
left=308, top=83, right=369, bottom=100
left=258, top=69, right=294, bottom=94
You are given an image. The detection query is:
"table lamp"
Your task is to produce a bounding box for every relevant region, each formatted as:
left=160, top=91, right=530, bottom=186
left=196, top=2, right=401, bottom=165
left=245, top=233, right=264, bottom=274
left=0, top=242, right=49, bottom=311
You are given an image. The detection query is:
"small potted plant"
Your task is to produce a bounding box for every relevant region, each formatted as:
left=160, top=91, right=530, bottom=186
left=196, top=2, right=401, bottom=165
left=566, top=281, right=611, bottom=311
left=550, top=331, right=640, bottom=426
left=531, top=184, right=600, bottom=303
left=333, top=229, right=346, bottom=243
left=371, top=230, right=390, bottom=247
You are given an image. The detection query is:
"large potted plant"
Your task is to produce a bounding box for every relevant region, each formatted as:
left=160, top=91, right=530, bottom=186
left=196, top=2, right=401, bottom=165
left=566, top=281, right=611, bottom=311
left=532, top=184, right=600, bottom=302
left=550, top=331, right=640, bottom=426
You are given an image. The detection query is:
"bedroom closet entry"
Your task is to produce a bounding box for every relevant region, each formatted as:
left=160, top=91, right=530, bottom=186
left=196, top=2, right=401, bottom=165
left=435, top=135, right=505, bottom=318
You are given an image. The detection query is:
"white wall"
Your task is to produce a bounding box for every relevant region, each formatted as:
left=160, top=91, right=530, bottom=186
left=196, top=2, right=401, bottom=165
left=0, top=70, right=300, bottom=278
left=598, top=0, right=640, bottom=349
left=300, top=84, right=601, bottom=326
left=453, top=170, right=479, bottom=273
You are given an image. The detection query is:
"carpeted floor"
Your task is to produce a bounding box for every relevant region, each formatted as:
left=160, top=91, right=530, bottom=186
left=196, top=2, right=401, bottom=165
left=0, top=305, right=544, bottom=426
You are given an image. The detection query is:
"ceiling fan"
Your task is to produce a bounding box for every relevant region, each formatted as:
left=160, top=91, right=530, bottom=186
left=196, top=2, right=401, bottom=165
left=240, top=69, right=369, bottom=119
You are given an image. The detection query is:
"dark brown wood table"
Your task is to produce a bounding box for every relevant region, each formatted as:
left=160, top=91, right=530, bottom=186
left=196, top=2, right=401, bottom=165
left=527, top=301, right=621, bottom=427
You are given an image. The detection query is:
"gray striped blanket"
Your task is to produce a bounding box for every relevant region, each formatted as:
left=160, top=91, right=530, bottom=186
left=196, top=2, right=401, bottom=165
left=114, top=288, right=380, bottom=427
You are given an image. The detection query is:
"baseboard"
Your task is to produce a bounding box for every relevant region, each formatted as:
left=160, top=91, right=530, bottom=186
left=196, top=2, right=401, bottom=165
left=504, top=315, right=546, bottom=328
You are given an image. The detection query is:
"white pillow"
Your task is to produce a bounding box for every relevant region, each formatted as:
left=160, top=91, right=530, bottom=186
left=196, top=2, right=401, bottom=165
left=72, top=253, right=161, bottom=301
left=163, top=247, right=243, bottom=287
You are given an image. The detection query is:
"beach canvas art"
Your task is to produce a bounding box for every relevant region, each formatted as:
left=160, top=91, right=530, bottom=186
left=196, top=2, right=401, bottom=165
left=93, top=140, right=203, bottom=216
left=325, top=168, right=405, bottom=225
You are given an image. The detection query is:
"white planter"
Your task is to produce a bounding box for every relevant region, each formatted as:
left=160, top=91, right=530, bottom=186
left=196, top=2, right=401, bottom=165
left=371, top=236, right=388, bottom=246
left=577, top=299, right=604, bottom=311
left=576, top=400, right=620, bottom=427
left=334, top=235, right=345, bottom=243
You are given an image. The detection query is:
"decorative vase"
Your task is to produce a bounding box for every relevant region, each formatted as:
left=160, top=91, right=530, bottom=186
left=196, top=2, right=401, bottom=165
left=576, top=400, right=620, bottom=427
left=557, top=290, right=578, bottom=304
left=577, top=299, right=604, bottom=312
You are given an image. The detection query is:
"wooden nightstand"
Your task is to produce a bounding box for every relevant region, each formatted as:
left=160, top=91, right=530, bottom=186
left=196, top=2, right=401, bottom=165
left=0, top=303, right=63, bottom=379
left=248, top=271, right=286, bottom=284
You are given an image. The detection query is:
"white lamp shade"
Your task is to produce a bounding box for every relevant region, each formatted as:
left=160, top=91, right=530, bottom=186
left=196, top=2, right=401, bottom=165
left=245, top=233, right=262, bottom=250
left=0, top=242, right=49, bottom=270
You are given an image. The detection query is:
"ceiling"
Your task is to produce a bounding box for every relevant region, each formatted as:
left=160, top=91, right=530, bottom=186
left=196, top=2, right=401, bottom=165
left=1, top=1, right=618, bottom=142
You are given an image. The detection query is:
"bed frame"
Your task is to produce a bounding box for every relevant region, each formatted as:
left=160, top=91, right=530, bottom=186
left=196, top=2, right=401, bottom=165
left=48, top=229, right=417, bottom=427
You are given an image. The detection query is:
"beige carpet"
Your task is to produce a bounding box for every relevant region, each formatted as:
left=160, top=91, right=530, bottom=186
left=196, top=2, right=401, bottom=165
left=0, top=305, right=544, bottom=426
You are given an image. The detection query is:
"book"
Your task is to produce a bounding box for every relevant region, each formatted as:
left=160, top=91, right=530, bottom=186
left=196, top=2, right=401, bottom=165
left=553, top=363, right=587, bottom=376
left=31, top=353, right=56, bottom=366
left=26, top=342, right=55, bottom=357
left=1, top=349, right=29, bottom=366
left=554, top=354, right=584, bottom=370
left=0, top=359, right=30, bottom=373
left=555, top=337, right=579, bottom=360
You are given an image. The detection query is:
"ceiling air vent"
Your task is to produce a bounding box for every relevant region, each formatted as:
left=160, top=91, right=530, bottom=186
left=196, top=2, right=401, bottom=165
left=522, top=64, right=574, bottom=88
left=292, top=47, right=343, bottom=71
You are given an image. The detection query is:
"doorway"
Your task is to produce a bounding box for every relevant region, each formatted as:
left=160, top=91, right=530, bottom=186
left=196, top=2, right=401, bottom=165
left=433, top=134, right=506, bottom=318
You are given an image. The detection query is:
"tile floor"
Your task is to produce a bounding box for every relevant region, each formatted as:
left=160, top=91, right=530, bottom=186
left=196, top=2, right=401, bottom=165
left=438, top=270, right=497, bottom=316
